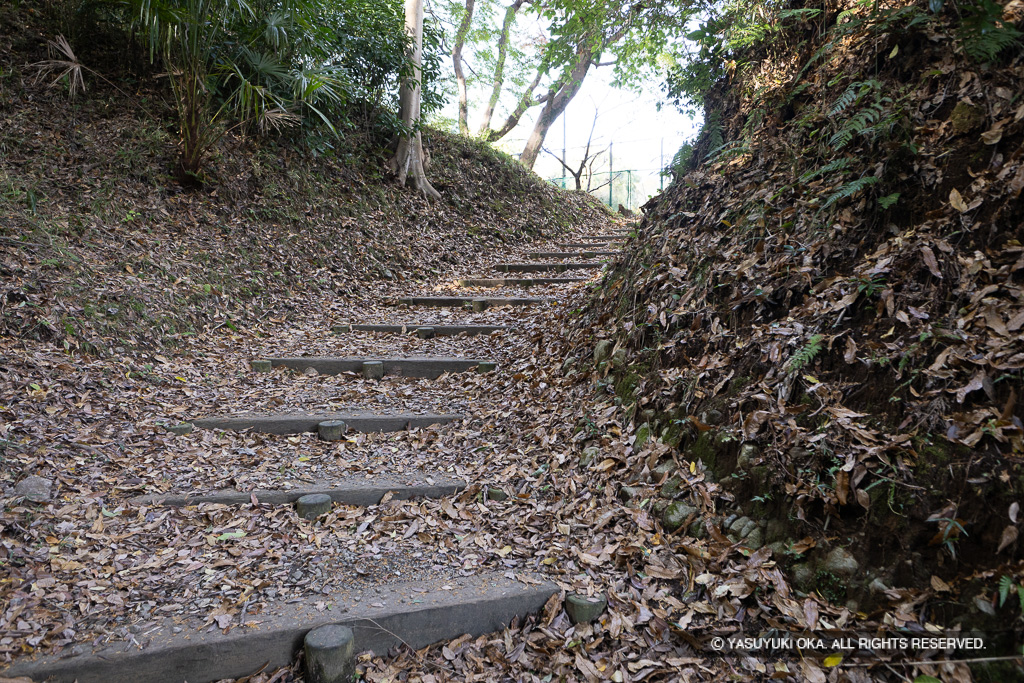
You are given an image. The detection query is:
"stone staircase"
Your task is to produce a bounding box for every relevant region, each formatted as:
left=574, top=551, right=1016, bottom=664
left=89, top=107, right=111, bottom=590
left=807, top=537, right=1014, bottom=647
left=2, top=224, right=631, bottom=683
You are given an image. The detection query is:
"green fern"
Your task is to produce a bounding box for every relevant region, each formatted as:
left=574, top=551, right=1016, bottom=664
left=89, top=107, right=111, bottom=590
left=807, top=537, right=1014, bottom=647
left=960, top=0, right=1022, bottom=62
left=1000, top=575, right=1015, bottom=607
left=822, top=176, right=879, bottom=209
left=829, top=98, right=892, bottom=148
left=788, top=334, right=825, bottom=373
left=800, top=158, right=852, bottom=183
left=707, top=139, right=749, bottom=162
left=878, top=192, right=900, bottom=209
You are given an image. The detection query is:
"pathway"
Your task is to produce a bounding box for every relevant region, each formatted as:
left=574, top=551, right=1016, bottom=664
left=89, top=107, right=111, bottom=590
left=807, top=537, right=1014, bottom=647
left=2, top=225, right=630, bottom=683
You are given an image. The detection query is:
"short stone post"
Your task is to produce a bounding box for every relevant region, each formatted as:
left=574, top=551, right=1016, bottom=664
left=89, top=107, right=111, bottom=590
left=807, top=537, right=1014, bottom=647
left=475, top=361, right=497, bottom=374
left=304, top=624, right=355, bottom=683
left=296, top=494, right=333, bottom=520
left=471, top=299, right=488, bottom=312
left=565, top=593, right=608, bottom=624
left=416, top=326, right=435, bottom=339
left=251, top=360, right=273, bottom=372
left=167, top=422, right=194, bottom=436
left=362, top=361, right=384, bottom=380
left=318, top=420, right=347, bottom=441
left=332, top=324, right=351, bottom=333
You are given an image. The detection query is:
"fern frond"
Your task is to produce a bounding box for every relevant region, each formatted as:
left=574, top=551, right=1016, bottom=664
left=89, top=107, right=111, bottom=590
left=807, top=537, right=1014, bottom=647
left=800, top=158, right=852, bottom=183
left=788, top=334, right=825, bottom=373
left=822, top=176, right=879, bottom=209
left=999, top=575, right=1014, bottom=607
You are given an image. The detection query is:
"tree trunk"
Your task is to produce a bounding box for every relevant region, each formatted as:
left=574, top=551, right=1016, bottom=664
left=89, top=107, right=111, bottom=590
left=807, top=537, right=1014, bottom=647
left=519, top=50, right=592, bottom=169
left=388, top=0, right=440, bottom=199
left=452, top=0, right=475, bottom=136
left=477, top=0, right=526, bottom=136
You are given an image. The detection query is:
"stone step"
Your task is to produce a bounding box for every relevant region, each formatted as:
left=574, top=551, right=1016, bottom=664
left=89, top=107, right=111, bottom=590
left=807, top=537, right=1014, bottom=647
left=337, top=323, right=511, bottom=336
left=578, top=234, right=624, bottom=240
left=192, top=412, right=462, bottom=435
left=265, top=357, right=495, bottom=379
left=456, top=277, right=586, bottom=287
left=556, top=242, right=610, bottom=249
left=495, top=262, right=603, bottom=273
left=132, top=476, right=465, bottom=507
left=527, top=251, right=621, bottom=259
left=395, top=296, right=552, bottom=308
left=1, top=572, right=557, bottom=683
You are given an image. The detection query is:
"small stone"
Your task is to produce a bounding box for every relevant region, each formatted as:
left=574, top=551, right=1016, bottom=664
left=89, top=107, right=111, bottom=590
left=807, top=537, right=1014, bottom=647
left=415, top=326, right=434, bottom=339
left=580, top=446, right=600, bottom=467
left=660, top=476, right=683, bottom=499
left=739, top=518, right=757, bottom=538
left=689, top=518, right=707, bottom=539
left=662, top=501, right=697, bottom=532
left=744, top=527, right=765, bottom=550
left=296, top=494, right=333, bottom=520
left=594, top=340, right=613, bottom=364
left=701, top=409, right=723, bottom=425
left=823, top=547, right=859, bottom=578
left=868, top=578, right=891, bottom=594
left=610, top=348, right=627, bottom=368
left=475, top=361, right=497, bottom=374
left=768, top=541, right=787, bottom=557
left=166, top=422, right=193, bottom=436
left=15, top=476, right=52, bottom=503
left=362, top=360, right=384, bottom=380
left=728, top=516, right=751, bottom=534
left=486, top=487, right=508, bottom=501
left=737, top=443, right=759, bottom=469
left=617, top=485, right=641, bottom=504
left=650, top=461, right=675, bottom=481
left=635, top=423, right=651, bottom=449
left=792, top=563, right=815, bottom=590
left=471, top=299, right=488, bottom=312
left=251, top=360, right=273, bottom=372
left=564, top=593, right=607, bottom=624
left=332, top=324, right=351, bottom=333
left=304, top=624, right=355, bottom=683
left=318, top=420, right=347, bottom=441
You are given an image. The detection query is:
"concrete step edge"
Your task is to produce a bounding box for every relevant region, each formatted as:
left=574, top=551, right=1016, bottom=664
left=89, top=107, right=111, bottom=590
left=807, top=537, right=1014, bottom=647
left=2, top=572, right=558, bottom=683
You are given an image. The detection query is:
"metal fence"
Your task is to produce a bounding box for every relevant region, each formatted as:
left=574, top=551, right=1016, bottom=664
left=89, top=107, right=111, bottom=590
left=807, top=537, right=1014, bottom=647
left=547, top=170, right=637, bottom=211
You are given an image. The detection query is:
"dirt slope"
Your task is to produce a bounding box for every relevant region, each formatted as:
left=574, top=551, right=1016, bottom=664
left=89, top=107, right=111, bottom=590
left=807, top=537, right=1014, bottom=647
left=0, top=1, right=607, bottom=354
left=574, top=0, right=1024, bottom=657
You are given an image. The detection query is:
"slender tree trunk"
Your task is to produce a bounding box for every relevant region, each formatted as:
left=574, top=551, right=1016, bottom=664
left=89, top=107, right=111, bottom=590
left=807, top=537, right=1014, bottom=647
left=452, top=0, right=475, bottom=136
left=477, top=0, right=526, bottom=136
left=388, top=0, right=440, bottom=199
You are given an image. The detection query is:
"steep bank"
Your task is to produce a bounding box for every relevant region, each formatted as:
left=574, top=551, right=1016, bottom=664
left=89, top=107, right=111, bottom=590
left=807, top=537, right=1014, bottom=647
left=576, top=0, right=1024, bottom=642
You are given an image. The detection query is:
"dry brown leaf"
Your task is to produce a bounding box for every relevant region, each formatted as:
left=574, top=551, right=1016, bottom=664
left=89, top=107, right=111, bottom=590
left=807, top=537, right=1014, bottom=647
left=949, top=188, right=968, bottom=213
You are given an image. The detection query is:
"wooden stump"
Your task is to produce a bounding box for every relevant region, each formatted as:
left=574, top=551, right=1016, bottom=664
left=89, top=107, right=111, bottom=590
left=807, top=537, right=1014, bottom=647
left=296, top=494, right=333, bottom=520
left=471, top=299, right=488, bottom=312
left=318, top=420, right=347, bottom=441
left=304, top=624, right=355, bottom=683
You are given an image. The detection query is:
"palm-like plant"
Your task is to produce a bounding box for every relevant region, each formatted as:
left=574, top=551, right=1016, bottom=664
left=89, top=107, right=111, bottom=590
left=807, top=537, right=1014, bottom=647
left=96, top=0, right=376, bottom=181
